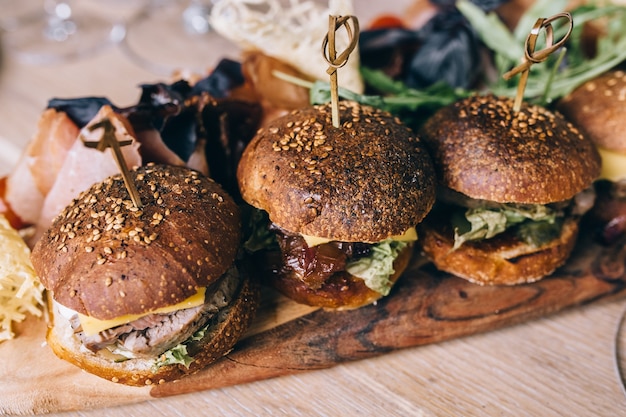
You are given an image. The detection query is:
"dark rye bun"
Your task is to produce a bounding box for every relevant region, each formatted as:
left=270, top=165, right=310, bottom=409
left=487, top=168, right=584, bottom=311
left=417, top=94, right=600, bottom=285
left=31, top=164, right=259, bottom=385
left=558, top=69, right=626, bottom=154
left=418, top=209, right=579, bottom=285
left=237, top=100, right=436, bottom=242
left=262, top=242, right=414, bottom=310
left=419, top=94, right=601, bottom=204
left=45, top=272, right=258, bottom=386
left=32, top=164, right=242, bottom=320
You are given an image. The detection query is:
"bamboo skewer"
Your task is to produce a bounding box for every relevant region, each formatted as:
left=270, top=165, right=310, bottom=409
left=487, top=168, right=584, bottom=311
left=503, top=12, right=573, bottom=112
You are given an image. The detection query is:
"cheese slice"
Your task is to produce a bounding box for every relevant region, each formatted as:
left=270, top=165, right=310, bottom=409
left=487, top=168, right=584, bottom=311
left=301, top=227, right=418, bottom=247
left=598, top=146, right=626, bottom=182
left=78, top=287, right=206, bottom=336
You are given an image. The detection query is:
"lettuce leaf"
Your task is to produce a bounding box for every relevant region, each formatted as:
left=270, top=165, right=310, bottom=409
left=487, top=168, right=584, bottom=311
left=452, top=204, right=558, bottom=250
left=152, top=344, right=194, bottom=372
left=151, top=325, right=209, bottom=372
left=243, top=208, right=277, bottom=253
left=345, top=240, right=408, bottom=296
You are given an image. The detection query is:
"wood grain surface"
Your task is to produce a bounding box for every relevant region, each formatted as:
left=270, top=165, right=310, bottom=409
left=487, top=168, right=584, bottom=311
left=0, top=216, right=624, bottom=414
left=149, top=224, right=626, bottom=397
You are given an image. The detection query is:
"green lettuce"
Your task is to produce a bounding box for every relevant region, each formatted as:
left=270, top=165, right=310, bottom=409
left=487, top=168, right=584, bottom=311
left=152, top=344, right=194, bottom=372
left=243, top=208, right=277, bottom=253
left=151, top=325, right=208, bottom=372
left=345, top=240, right=408, bottom=296
left=452, top=204, right=559, bottom=250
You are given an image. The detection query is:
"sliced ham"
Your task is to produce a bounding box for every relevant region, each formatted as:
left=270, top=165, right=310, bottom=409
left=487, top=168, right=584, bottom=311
left=4, top=153, right=45, bottom=226
left=26, top=109, right=80, bottom=196
left=4, top=109, right=78, bottom=226
left=34, top=106, right=142, bottom=243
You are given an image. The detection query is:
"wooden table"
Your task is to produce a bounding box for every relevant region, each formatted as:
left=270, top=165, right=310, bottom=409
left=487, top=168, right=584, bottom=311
left=1, top=1, right=625, bottom=416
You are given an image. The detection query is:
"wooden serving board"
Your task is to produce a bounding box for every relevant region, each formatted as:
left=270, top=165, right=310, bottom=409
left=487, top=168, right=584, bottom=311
left=1, top=220, right=625, bottom=415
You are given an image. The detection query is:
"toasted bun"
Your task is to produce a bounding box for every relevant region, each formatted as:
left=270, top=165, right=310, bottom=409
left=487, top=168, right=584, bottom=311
left=45, top=270, right=259, bottom=386
left=31, top=164, right=241, bottom=320
left=419, top=94, right=601, bottom=204
left=237, top=101, right=436, bottom=242
left=558, top=70, right=626, bottom=153
left=418, top=211, right=580, bottom=285
left=259, top=243, right=414, bottom=309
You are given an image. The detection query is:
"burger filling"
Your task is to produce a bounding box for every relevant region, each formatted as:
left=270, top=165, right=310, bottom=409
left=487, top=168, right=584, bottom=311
left=54, top=266, right=240, bottom=371
left=593, top=178, right=626, bottom=244
left=438, top=187, right=596, bottom=250
left=244, top=209, right=413, bottom=295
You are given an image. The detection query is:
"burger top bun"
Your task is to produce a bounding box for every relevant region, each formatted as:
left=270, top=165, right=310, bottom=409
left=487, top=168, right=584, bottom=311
left=237, top=100, right=436, bottom=243
left=419, top=94, right=601, bottom=204
left=31, top=164, right=241, bottom=320
left=558, top=69, right=626, bottom=154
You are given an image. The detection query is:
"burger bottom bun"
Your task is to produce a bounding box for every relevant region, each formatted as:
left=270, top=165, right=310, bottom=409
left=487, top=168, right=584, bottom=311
left=259, top=243, right=414, bottom=310
left=418, top=214, right=580, bottom=286
left=45, top=268, right=259, bottom=387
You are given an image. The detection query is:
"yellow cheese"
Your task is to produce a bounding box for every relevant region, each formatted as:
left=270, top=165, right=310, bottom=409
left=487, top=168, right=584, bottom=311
left=598, top=146, right=626, bottom=182
left=301, top=227, right=417, bottom=247
left=392, top=226, right=418, bottom=242
left=78, top=287, right=206, bottom=336
left=301, top=234, right=333, bottom=247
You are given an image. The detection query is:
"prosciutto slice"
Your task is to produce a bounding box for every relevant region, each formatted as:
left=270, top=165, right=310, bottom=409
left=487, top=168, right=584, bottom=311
left=4, top=109, right=78, bottom=226
left=33, top=106, right=142, bottom=243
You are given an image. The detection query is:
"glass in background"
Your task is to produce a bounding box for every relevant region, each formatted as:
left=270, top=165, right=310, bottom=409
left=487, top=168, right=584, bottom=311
left=120, top=0, right=236, bottom=76
left=0, top=0, right=125, bottom=64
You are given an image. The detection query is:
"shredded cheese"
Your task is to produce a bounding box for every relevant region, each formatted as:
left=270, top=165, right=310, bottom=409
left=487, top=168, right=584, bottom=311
left=0, top=214, right=44, bottom=341
left=209, top=0, right=364, bottom=94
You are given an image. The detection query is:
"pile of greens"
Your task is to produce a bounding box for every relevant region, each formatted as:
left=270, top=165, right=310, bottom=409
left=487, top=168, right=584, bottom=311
left=459, top=0, right=626, bottom=105
left=307, top=0, right=626, bottom=128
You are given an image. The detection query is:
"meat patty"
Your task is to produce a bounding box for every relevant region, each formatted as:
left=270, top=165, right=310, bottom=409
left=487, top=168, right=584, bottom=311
left=69, top=266, right=239, bottom=358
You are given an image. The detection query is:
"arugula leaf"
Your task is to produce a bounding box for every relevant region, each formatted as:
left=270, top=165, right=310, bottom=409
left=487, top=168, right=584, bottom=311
left=456, top=0, right=522, bottom=62
left=345, top=240, right=408, bottom=295
left=512, top=0, right=569, bottom=42
left=458, top=1, right=626, bottom=104
left=308, top=69, right=469, bottom=130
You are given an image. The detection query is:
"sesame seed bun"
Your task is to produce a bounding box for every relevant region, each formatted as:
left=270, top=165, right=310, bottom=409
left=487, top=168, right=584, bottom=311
left=558, top=69, right=626, bottom=154
left=32, top=164, right=242, bottom=320
left=237, top=100, right=436, bottom=242
left=419, top=94, right=601, bottom=204
left=31, top=164, right=260, bottom=386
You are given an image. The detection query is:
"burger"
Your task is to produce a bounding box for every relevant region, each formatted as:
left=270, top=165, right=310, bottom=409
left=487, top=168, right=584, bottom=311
left=237, top=100, right=436, bottom=309
left=30, top=164, right=258, bottom=386
left=417, top=94, right=601, bottom=285
left=557, top=69, right=626, bottom=244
